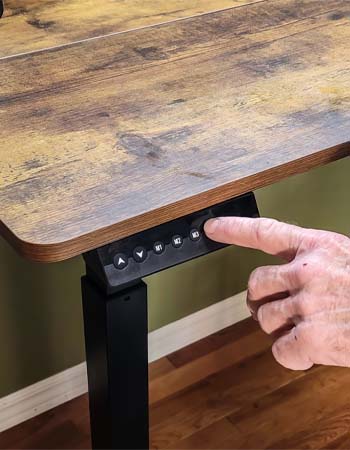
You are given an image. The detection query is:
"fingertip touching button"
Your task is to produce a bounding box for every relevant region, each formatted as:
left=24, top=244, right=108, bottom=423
left=133, top=246, right=147, bottom=263
left=114, top=253, right=128, bottom=270
left=172, top=235, right=183, bottom=248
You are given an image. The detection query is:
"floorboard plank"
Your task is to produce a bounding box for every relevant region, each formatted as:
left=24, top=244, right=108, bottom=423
left=327, top=432, right=350, bottom=449
left=168, top=418, right=240, bottom=450
left=149, top=357, right=176, bottom=380
left=151, top=352, right=304, bottom=448
left=150, top=327, right=272, bottom=405
left=1, top=319, right=350, bottom=450
left=267, top=405, right=350, bottom=450
left=0, top=396, right=90, bottom=450
left=225, top=366, right=350, bottom=449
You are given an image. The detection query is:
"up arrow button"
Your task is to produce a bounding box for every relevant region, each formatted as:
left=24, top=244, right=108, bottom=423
left=113, top=253, right=128, bottom=270
left=133, top=246, right=147, bottom=263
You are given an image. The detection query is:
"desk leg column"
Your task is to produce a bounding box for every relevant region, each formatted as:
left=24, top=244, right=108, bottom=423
left=81, top=277, right=149, bottom=450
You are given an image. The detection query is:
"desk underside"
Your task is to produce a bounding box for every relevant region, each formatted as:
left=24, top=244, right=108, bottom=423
left=0, top=0, right=349, bottom=262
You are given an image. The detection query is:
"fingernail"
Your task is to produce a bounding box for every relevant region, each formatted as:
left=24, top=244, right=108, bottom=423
left=204, top=218, right=219, bottom=234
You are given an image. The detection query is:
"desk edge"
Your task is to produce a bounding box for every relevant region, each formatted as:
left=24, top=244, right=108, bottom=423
left=1, top=143, right=349, bottom=263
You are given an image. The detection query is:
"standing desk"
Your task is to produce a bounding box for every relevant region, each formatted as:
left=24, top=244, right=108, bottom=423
left=0, top=0, right=349, bottom=448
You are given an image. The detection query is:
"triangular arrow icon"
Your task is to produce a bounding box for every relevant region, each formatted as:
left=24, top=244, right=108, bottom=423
left=136, top=251, right=144, bottom=258
left=118, top=257, right=125, bottom=265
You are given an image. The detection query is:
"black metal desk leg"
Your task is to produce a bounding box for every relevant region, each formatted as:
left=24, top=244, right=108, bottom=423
left=81, top=277, right=149, bottom=450
left=80, top=193, right=259, bottom=448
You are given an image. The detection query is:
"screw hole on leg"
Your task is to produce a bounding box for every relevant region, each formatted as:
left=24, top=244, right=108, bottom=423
left=124, top=296, right=131, bottom=302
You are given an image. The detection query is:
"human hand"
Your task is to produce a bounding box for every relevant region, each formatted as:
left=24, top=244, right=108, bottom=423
left=204, top=217, right=350, bottom=370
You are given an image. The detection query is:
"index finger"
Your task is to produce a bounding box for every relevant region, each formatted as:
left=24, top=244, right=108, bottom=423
left=204, top=217, right=309, bottom=259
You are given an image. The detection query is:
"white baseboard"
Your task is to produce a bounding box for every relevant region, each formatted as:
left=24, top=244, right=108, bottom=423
left=0, top=291, right=248, bottom=433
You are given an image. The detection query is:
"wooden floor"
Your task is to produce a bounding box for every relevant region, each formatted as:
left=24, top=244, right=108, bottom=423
left=1, top=318, right=350, bottom=449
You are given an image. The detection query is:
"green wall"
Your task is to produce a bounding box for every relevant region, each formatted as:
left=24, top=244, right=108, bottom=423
left=0, top=158, right=349, bottom=398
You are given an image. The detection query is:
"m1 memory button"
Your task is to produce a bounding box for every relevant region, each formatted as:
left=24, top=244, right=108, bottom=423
left=153, top=241, right=165, bottom=255
left=114, top=253, right=128, bottom=270
left=172, top=235, right=183, bottom=248
left=189, top=228, right=201, bottom=241
left=133, top=246, right=147, bottom=263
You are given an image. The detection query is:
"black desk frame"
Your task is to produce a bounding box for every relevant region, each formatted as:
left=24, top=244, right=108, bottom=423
left=82, top=278, right=149, bottom=449
left=81, top=192, right=259, bottom=449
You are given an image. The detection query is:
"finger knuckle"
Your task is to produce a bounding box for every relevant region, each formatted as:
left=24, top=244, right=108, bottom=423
left=327, top=233, right=350, bottom=256
left=329, top=232, right=349, bottom=245
left=272, top=325, right=315, bottom=371
left=320, top=230, right=348, bottom=245
left=257, top=303, right=269, bottom=332
left=272, top=338, right=289, bottom=366
left=289, top=259, right=318, bottom=285
left=248, top=268, right=261, bottom=298
left=253, top=218, right=278, bottom=244
left=307, top=230, right=350, bottom=255
left=295, top=322, right=313, bottom=344
left=272, top=340, right=282, bottom=361
left=289, top=293, right=307, bottom=317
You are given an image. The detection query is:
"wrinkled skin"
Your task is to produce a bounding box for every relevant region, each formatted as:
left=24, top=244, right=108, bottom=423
left=204, top=217, right=350, bottom=371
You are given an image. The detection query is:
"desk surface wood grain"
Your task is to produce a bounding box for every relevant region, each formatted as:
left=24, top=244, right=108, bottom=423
left=1, top=0, right=349, bottom=262
left=1, top=0, right=262, bottom=57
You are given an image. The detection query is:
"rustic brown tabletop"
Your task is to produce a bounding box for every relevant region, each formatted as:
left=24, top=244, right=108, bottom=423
left=0, top=0, right=349, bottom=262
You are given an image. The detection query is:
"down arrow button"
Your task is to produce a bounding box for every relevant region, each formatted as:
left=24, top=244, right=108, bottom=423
left=133, top=246, right=147, bottom=263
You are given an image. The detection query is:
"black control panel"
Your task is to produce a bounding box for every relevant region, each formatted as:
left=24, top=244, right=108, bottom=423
left=84, top=192, right=259, bottom=293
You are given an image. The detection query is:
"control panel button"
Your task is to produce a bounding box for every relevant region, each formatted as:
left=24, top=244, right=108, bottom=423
left=172, top=235, right=183, bottom=248
left=85, top=192, right=259, bottom=289
left=189, top=228, right=201, bottom=241
left=133, top=246, right=147, bottom=263
left=153, top=241, right=165, bottom=255
left=114, top=253, right=128, bottom=270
